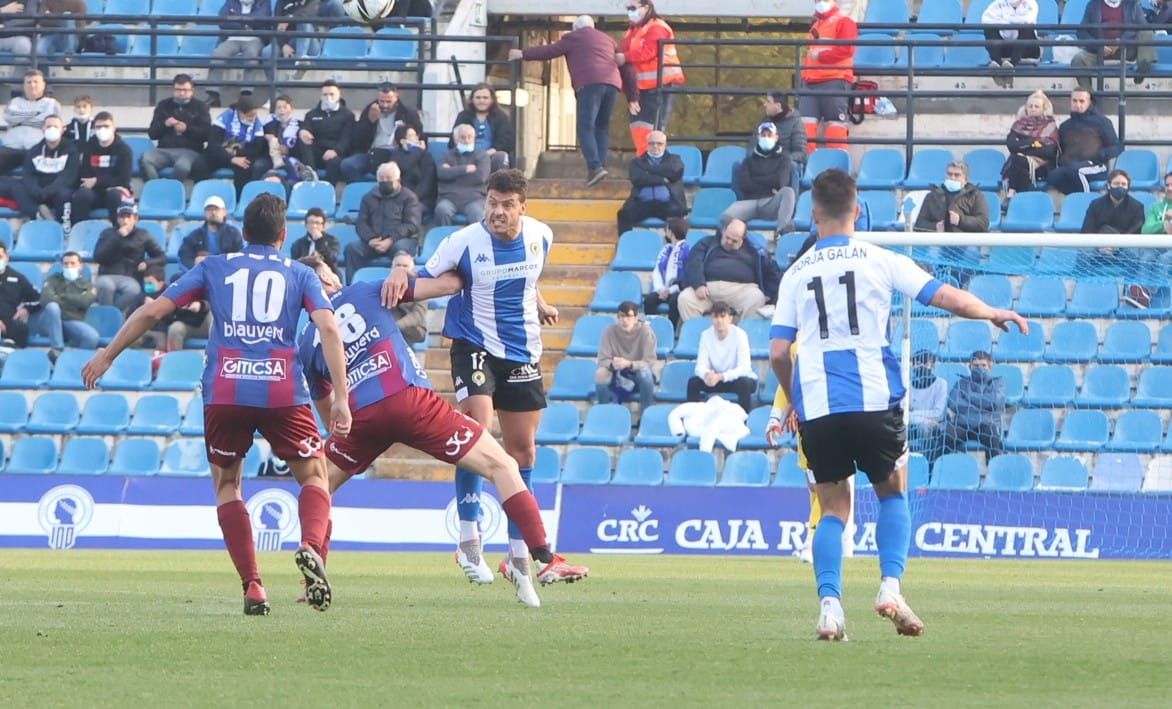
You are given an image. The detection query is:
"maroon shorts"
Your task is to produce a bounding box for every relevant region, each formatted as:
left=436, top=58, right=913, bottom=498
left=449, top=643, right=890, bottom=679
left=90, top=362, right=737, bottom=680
left=204, top=404, right=323, bottom=467
left=325, top=387, right=485, bottom=477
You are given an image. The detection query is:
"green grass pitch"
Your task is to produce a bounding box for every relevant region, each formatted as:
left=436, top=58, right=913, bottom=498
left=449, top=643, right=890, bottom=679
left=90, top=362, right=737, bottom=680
left=2, top=551, right=1170, bottom=707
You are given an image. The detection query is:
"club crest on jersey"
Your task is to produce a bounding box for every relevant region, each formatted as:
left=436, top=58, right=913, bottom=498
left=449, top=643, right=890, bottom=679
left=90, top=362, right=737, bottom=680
left=221, top=357, right=287, bottom=381
left=471, top=371, right=486, bottom=386
left=37, top=485, right=95, bottom=550
left=529, top=240, right=540, bottom=255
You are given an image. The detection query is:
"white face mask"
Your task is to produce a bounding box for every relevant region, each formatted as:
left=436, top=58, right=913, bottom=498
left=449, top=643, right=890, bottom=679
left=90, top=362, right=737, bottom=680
left=814, top=1, right=833, bottom=15
left=321, top=98, right=340, bottom=111
left=627, top=7, right=643, bottom=22
left=95, top=126, right=114, bottom=144
left=62, top=266, right=81, bottom=281
left=43, top=126, right=62, bottom=143
left=1104, top=0, right=1122, bottom=7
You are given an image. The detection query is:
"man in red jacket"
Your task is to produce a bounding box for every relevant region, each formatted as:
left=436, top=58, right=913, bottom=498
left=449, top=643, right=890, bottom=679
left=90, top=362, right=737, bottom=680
left=800, top=0, right=857, bottom=151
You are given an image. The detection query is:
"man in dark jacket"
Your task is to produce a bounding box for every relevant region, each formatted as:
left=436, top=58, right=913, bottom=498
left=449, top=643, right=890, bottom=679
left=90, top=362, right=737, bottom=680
left=1048, top=88, right=1123, bottom=194
left=345, top=161, right=422, bottom=283
left=721, top=122, right=796, bottom=231
left=341, top=83, right=425, bottom=182
left=677, top=218, right=782, bottom=322
left=449, top=85, right=514, bottom=173
left=616, top=130, right=688, bottom=234
left=298, top=80, right=355, bottom=184
left=913, top=161, right=990, bottom=233
left=754, top=91, right=807, bottom=169
left=206, top=0, right=273, bottom=107
left=92, top=201, right=167, bottom=314
left=1082, top=169, right=1145, bottom=234
left=1071, top=0, right=1156, bottom=89
left=435, top=124, right=489, bottom=226
left=0, top=243, right=42, bottom=348
left=39, top=250, right=101, bottom=354
left=142, top=74, right=212, bottom=180
left=190, top=94, right=272, bottom=193
left=944, top=350, right=1006, bottom=458
left=178, top=195, right=244, bottom=272
left=72, top=112, right=134, bottom=224
left=289, top=207, right=342, bottom=278
left=0, top=114, right=79, bottom=220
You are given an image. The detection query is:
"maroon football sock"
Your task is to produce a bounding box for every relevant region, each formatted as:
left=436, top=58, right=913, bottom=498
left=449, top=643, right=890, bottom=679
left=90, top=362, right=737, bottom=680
left=217, top=500, right=260, bottom=587
left=501, top=491, right=552, bottom=562
left=321, top=519, right=333, bottom=565
left=298, top=485, right=331, bottom=554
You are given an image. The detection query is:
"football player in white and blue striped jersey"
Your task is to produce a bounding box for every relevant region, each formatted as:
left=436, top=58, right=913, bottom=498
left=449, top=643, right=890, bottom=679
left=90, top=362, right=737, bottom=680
left=770, top=169, right=1027, bottom=641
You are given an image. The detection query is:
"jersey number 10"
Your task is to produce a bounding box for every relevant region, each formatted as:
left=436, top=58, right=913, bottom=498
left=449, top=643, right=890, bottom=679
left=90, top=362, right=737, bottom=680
left=807, top=271, right=859, bottom=339
left=225, top=269, right=287, bottom=323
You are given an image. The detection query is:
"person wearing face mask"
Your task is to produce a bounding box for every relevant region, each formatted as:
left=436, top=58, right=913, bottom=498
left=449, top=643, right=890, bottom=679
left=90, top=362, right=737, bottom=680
left=0, top=243, right=43, bottom=349
left=944, top=351, right=1005, bottom=459
left=721, top=122, right=796, bottom=234
left=435, top=124, right=490, bottom=227
left=616, top=130, right=687, bottom=235
left=343, top=83, right=425, bottom=183
left=72, top=111, right=134, bottom=224
left=908, top=350, right=947, bottom=465
left=643, top=216, right=690, bottom=326
left=205, top=0, right=274, bottom=109
left=68, top=96, right=95, bottom=145
left=298, top=80, right=356, bottom=185
left=1071, top=0, right=1156, bottom=90
left=799, top=0, right=857, bottom=152
left=39, top=250, right=101, bottom=355
left=190, top=94, right=272, bottom=193
left=347, top=161, right=422, bottom=283
left=1001, top=89, right=1058, bottom=198
left=753, top=91, right=807, bottom=168
left=92, top=201, right=167, bottom=315
left=914, top=161, right=990, bottom=235
left=142, top=74, right=212, bottom=181
left=981, top=0, right=1041, bottom=88
left=387, top=125, right=437, bottom=212
left=620, top=0, right=684, bottom=156
left=262, top=94, right=313, bottom=182
left=1082, top=168, right=1144, bottom=236
left=178, top=195, right=245, bottom=273
left=289, top=207, right=342, bottom=278
left=0, top=114, right=79, bottom=221
left=448, top=83, right=514, bottom=173
left=1048, top=88, right=1122, bottom=194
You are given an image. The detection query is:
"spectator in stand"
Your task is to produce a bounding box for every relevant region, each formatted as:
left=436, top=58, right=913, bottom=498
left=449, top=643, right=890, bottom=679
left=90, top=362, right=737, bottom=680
left=0, top=115, right=79, bottom=221
left=68, top=96, right=95, bottom=146
left=1048, top=88, right=1122, bottom=194
left=721, top=121, right=796, bottom=233
left=434, top=124, right=489, bottom=227
left=981, top=0, right=1041, bottom=89
left=39, top=250, right=101, bottom=354
left=389, top=250, right=427, bottom=345
left=1001, top=89, right=1058, bottom=199
left=913, top=161, right=990, bottom=234
left=1142, top=172, right=1172, bottom=233
left=289, top=207, right=342, bottom=278
left=387, top=124, right=437, bottom=213
left=799, top=0, right=857, bottom=151
left=754, top=90, right=807, bottom=170
left=0, top=0, right=35, bottom=58
left=1072, top=0, right=1156, bottom=90
left=686, top=302, right=756, bottom=413
left=1082, top=169, right=1145, bottom=235
left=262, top=94, right=310, bottom=181
left=205, top=0, right=273, bottom=108
left=678, top=218, right=781, bottom=322
left=616, top=130, right=687, bottom=235
left=449, top=84, right=514, bottom=173
left=1152, top=0, right=1172, bottom=24
left=944, top=350, right=1005, bottom=459
left=92, top=201, right=167, bottom=314
left=191, top=94, right=271, bottom=193
left=346, top=161, right=422, bottom=283
left=509, top=15, right=633, bottom=186
left=142, top=74, right=212, bottom=181
left=298, top=80, right=354, bottom=184
left=0, top=71, right=61, bottom=173
left=643, top=216, right=690, bottom=326
left=178, top=195, right=244, bottom=273
left=908, top=349, right=948, bottom=464
left=37, top=0, right=86, bottom=64
left=620, top=0, right=684, bottom=155
left=595, top=299, right=658, bottom=415
left=151, top=261, right=211, bottom=352
left=74, top=112, right=134, bottom=223
left=342, top=83, right=425, bottom=183
left=268, top=0, right=326, bottom=67
left=1124, top=210, right=1172, bottom=309
left=0, top=243, right=41, bottom=348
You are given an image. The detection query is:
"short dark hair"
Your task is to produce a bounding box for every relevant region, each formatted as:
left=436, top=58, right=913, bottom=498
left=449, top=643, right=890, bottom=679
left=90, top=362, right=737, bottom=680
left=1071, top=86, right=1094, bottom=103
left=274, top=94, right=293, bottom=107
left=811, top=169, right=857, bottom=223
left=971, top=350, right=992, bottom=362
left=1107, top=169, right=1130, bottom=185
left=173, top=73, right=194, bottom=86
left=62, top=251, right=81, bottom=262
left=305, top=207, right=327, bottom=222
left=766, top=90, right=788, bottom=106
left=321, top=79, right=339, bottom=89
left=618, top=300, right=639, bottom=315
left=74, top=95, right=93, bottom=106
left=487, top=169, right=528, bottom=201
left=93, top=111, right=114, bottom=124
left=242, top=193, right=288, bottom=246
left=0, top=243, right=11, bottom=257
left=393, top=123, right=418, bottom=144
left=666, top=216, right=689, bottom=241
left=912, top=349, right=935, bottom=366
left=299, top=253, right=327, bottom=272
left=379, top=82, right=398, bottom=94
left=710, top=302, right=732, bottom=317
left=25, top=70, right=44, bottom=80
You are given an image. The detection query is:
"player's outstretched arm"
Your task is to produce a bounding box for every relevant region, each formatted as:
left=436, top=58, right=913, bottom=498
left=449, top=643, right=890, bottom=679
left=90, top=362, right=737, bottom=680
left=310, top=309, right=352, bottom=437
left=81, top=298, right=177, bottom=389
left=930, top=284, right=1029, bottom=333
left=380, top=270, right=462, bottom=308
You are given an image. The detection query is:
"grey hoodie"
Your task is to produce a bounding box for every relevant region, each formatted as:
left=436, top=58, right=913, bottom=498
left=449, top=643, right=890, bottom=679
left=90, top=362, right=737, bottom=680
left=3, top=92, right=62, bottom=150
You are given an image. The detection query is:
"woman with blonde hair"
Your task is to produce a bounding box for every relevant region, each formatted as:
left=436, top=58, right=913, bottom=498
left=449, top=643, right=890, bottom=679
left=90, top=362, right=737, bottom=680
left=1000, top=90, right=1058, bottom=198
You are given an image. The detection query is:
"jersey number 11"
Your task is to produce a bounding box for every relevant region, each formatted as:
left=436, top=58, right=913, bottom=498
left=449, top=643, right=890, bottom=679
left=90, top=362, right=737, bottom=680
left=806, top=271, right=859, bottom=339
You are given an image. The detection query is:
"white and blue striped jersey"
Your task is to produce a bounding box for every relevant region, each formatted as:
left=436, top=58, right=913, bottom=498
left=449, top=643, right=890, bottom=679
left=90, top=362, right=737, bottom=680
left=770, top=235, right=943, bottom=422
left=419, top=216, right=552, bottom=363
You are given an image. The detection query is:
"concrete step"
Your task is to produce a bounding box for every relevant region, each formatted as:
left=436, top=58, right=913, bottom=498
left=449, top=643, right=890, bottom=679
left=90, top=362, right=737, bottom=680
left=528, top=178, right=632, bottom=201
left=548, top=243, right=616, bottom=266
left=540, top=284, right=595, bottom=307
left=533, top=150, right=632, bottom=179
left=542, top=264, right=611, bottom=285
left=546, top=221, right=618, bottom=244
left=526, top=198, right=626, bottom=223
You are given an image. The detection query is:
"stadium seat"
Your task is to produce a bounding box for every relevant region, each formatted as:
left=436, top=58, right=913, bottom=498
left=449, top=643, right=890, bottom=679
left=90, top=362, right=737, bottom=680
left=666, top=449, right=718, bottom=486
left=918, top=0, right=963, bottom=28
left=1106, top=410, right=1162, bottom=452
left=902, top=149, right=953, bottom=190
left=741, top=318, right=771, bottom=359
left=1113, top=150, right=1160, bottom=190
left=855, top=149, right=905, bottom=190
left=1132, top=367, right=1172, bottom=407
left=1060, top=0, right=1089, bottom=25
left=286, top=181, right=336, bottom=219
left=647, top=316, right=674, bottom=358
left=321, top=26, right=370, bottom=60
left=416, top=226, right=458, bottom=265
left=908, top=454, right=930, bottom=489
left=369, top=26, right=419, bottom=66
left=353, top=267, right=389, bottom=284
left=548, top=358, right=596, bottom=401
left=656, top=361, right=695, bottom=403
left=1066, top=281, right=1118, bottom=317
left=98, top=349, right=153, bottom=389
left=577, top=404, right=632, bottom=446
left=335, top=182, right=376, bottom=221
left=85, top=305, right=125, bottom=346
left=899, top=319, right=940, bottom=357
left=47, top=349, right=91, bottom=390
left=991, top=363, right=1024, bottom=406
left=108, top=438, right=160, bottom=477
left=590, top=272, right=643, bottom=312
left=75, top=392, right=130, bottom=435
left=673, top=317, right=708, bottom=359
left=531, top=446, right=561, bottom=484
left=968, top=274, right=1013, bottom=309
left=1015, top=276, right=1066, bottom=317
left=758, top=367, right=778, bottom=405
left=1098, top=321, right=1151, bottom=363
left=12, top=220, right=65, bottom=261
left=559, top=447, right=612, bottom=484
left=0, top=391, right=28, bottom=433
left=772, top=451, right=807, bottom=487
left=863, top=0, right=908, bottom=24
left=611, top=230, right=662, bottom=271
left=152, top=350, right=204, bottom=390
left=565, top=315, right=615, bottom=357
left=25, top=391, right=80, bottom=434
left=1035, top=247, right=1077, bottom=275
left=534, top=402, right=579, bottom=444
left=184, top=180, right=236, bottom=219
left=985, top=245, right=1034, bottom=272
left=858, top=190, right=901, bottom=231
left=895, top=33, right=946, bottom=68
left=153, top=0, right=198, bottom=16
left=801, top=148, right=851, bottom=189
left=138, top=178, right=186, bottom=220
left=64, top=219, right=107, bottom=259
left=57, top=437, right=110, bottom=476
left=775, top=232, right=810, bottom=267
left=1153, top=324, right=1172, bottom=365
left=933, top=362, right=968, bottom=388
left=942, top=32, right=990, bottom=67
left=1053, top=192, right=1097, bottom=232
left=5, top=437, right=58, bottom=474
left=996, top=320, right=1045, bottom=362
left=931, top=453, right=980, bottom=490
left=940, top=320, right=993, bottom=360
left=1004, top=409, right=1056, bottom=451
left=0, top=221, right=11, bottom=249
left=126, top=394, right=182, bottom=435
left=698, top=145, right=745, bottom=188
left=1000, top=192, right=1054, bottom=232
left=1143, top=457, right=1172, bottom=492
left=854, top=32, right=899, bottom=68
left=611, top=448, right=664, bottom=485
left=633, top=404, right=680, bottom=447
left=1075, top=365, right=1131, bottom=408
left=983, top=454, right=1034, bottom=491
left=179, top=31, right=217, bottom=55
left=180, top=395, right=204, bottom=436
left=690, top=188, right=737, bottom=228
left=1038, top=456, right=1089, bottom=490
left=718, top=451, right=770, bottom=486
left=235, top=181, right=286, bottom=219
left=159, top=439, right=211, bottom=477
left=0, top=349, right=52, bottom=388
left=1090, top=453, right=1144, bottom=492
left=792, top=191, right=813, bottom=231
left=673, top=144, right=703, bottom=185
left=1021, top=365, right=1076, bottom=407
left=166, top=221, right=200, bottom=262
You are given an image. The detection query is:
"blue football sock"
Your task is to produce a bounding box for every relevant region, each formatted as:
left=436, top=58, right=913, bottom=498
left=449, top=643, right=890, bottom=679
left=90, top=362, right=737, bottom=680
left=877, top=493, right=911, bottom=580
left=455, top=467, right=483, bottom=523
left=506, top=467, right=533, bottom=540
left=813, top=515, right=845, bottom=600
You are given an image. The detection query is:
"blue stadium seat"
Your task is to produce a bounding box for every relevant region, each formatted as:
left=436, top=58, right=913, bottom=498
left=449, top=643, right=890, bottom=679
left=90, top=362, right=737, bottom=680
left=548, top=358, right=596, bottom=401
left=902, top=149, right=953, bottom=190
left=138, top=178, right=186, bottom=219
left=673, top=317, right=707, bottom=359
left=1106, top=410, right=1162, bottom=452
left=1054, top=192, right=1097, bottom=232
left=532, top=446, right=561, bottom=483
left=1022, top=365, right=1076, bottom=407
left=854, top=33, right=900, bottom=68
left=1090, top=453, right=1144, bottom=492
left=1132, top=367, right=1172, bottom=407
left=1036, top=247, right=1078, bottom=274
left=918, top=0, right=963, bottom=28
left=589, top=272, right=643, bottom=312
left=985, top=246, right=1034, bottom=272
left=612, top=448, right=664, bottom=485
left=353, top=267, right=389, bottom=284
left=758, top=367, right=778, bottom=405
left=666, top=449, right=718, bottom=486
left=940, top=320, right=993, bottom=360
left=13, top=221, right=65, bottom=261
left=699, top=145, right=745, bottom=188
left=152, top=350, right=204, bottom=390
left=690, top=188, right=737, bottom=228
left=166, top=220, right=199, bottom=263
left=674, top=144, right=703, bottom=185
left=565, top=315, right=615, bottom=356
left=895, top=319, right=940, bottom=357
left=930, top=453, right=980, bottom=490
left=48, top=348, right=91, bottom=390
left=153, top=0, right=198, bottom=16
left=984, top=192, right=1004, bottom=231
left=855, top=149, right=905, bottom=189
left=56, top=437, right=110, bottom=476
left=235, top=181, right=286, bottom=219
left=1004, top=409, right=1056, bottom=451
left=656, top=361, right=695, bottom=402
left=741, top=318, right=771, bottom=359
left=534, top=402, right=579, bottom=444
left=983, top=454, right=1034, bottom=491
left=943, top=32, right=991, bottom=67
left=25, top=391, right=80, bottom=434
left=559, top=447, right=612, bottom=484
left=1098, top=321, right=1151, bottom=363
left=775, top=232, right=810, bottom=267
left=0, top=221, right=11, bottom=249
left=908, top=454, right=930, bottom=489
left=127, top=394, right=182, bottom=435
left=718, top=450, right=770, bottom=486
left=330, top=223, right=361, bottom=258
left=180, top=395, right=204, bottom=436
left=1060, top=0, right=1090, bottom=25
left=1016, top=276, right=1066, bottom=316
left=336, top=182, right=376, bottom=220
left=611, top=230, right=662, bottom=271
left=968, top=274, right=1013, bottom=309
left=895, top=33, right=946, bottom=69
left=160, top=439, right=211, bottom=477
left=995, top=320, right=1045, bottom=361
left=5, top=437, right=58, bottom=474
left=1038, top=456, right=1089, bottom=490
left=179, top=32, right=217, bottom=55
left=1075, top=365, right=1131, bottom=408
left=416, top=226, right=459, bottom=265
left=864, top=0, right=908, bottom=24
left=933, top=362, right=968, bottom=388
left=85, top=305, right=124, bottom=346
left=992, top=363, right=1025, bottom=406
left=286, top=181, right=336, bottom=219
left=578, top=404, right=632, bottom=445
left=802, top=148, right=851, bottom=189
left=321, top=26, right=370, bottom=60
left=1113, top=150, right=1160, bottom=190
left=1036, top=0, right=1059, bottom=27
left=76, top=392, right=130, bottom=435
left=1153, top=324, right=1172, bottom=365
left=0, top=391, right=28, bottom=433
left=1065, top=281, right=1118, bottom=318
left=98, top=349, right=153, bottom=389
left=65, top=219, right=108, bottom=258
left=1000, top=192, right=1054, bottom=232
left=369, top=26, right=419, bottom=66
left=859, top=190, right=901, bottom=230
left=647, top=316, right=674, bottom=357
left=106, top=0, right=148, bottom=13
left=791, top=191, right=813, bottom=231
left=772, top=451, right=808, bottom=487
left=184, top=180, right=236, bottom=219
left=110, top=438, right=161, bottom=476
left=633, top=404, right=680, bottom=446
left=0, top=349, right=52, bottom=388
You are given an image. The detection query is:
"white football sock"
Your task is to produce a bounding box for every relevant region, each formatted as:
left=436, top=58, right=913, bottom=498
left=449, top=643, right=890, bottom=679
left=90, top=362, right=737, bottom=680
left=509, top=538, right=528, bottom=559
left=880, top=576, right=901, bottom=596
left=459, top=521, right=479, bottom=544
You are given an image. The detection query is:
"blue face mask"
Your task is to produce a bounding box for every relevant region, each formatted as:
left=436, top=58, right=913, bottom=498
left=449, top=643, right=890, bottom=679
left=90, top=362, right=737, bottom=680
left=757, top=136, right=777, bottom=152
left=627, top=8, right=643, bottom=22
left=456, top=142, right=474, bottom=154
left=144, top=281, right=160, bottom=295
left=62, top=267, right=81, bottom=281
left=943, top=179, right=963, bottom=193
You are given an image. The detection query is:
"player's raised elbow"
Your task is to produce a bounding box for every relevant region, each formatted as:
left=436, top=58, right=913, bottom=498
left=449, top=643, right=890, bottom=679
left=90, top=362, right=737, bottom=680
left=310, top=308, right=342, bottom=340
